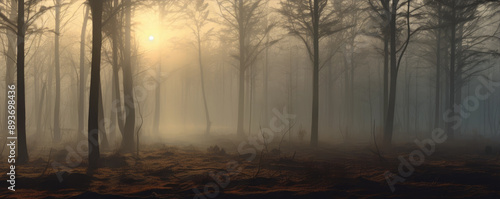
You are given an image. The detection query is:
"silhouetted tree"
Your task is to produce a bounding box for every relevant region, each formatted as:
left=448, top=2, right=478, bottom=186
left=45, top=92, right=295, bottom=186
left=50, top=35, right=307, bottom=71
left=88, top=0, right=103, bottom=169
left=53, top=0, right=62, bottom=142
left=185, top=0, right=212, bottom=135
left=216, top=0, right=276, bottom=136
left=279, top=0, right=345, bottom=146
left=0, top=0, right=52, bottom=164
left=16, top=0, right=28, bottom=164
left=120, top=0, right=136, bottom=152
left=79, top=5, right=90, bottom=140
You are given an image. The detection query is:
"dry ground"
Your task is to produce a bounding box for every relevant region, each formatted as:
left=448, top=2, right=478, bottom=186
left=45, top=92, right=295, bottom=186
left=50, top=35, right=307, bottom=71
left=0, top=136, right=499, bottom=199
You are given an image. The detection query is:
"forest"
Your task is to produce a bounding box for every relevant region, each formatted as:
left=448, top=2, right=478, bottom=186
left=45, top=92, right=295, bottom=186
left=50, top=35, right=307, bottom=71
left=0, top=0, right=500, bottom=198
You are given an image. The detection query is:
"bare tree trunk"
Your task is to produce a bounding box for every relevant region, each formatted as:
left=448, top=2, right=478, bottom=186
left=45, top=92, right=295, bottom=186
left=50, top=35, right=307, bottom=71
left=405, top=61, right=410, bottom=134
left=237, top=66, right=245, bottom=136
left=383, top=19, right=389, bottom=130
left=17, top=0, right=29, bottom=164
left=79, top=5, right=90, bottom=140
left=53, top=0, right=62, bottom=142
left=263, top=34, right=269, bottom=123
left=197, top=34, right=211, bottom=135
left=88, top=0, right=103, bottom=169
left=99, top=87, right=109, bottom=149
left=343, top=43, right=349, bottom=137
left=153, top=62, right=161, bottom=134
left=383, top=0, right=399, bottom=145
left=310, top=0, right=320, bottom=147
left=434, top=14, right=442, bottom=129
left=3, top=0, right=16, bottom=133
left=110, top=0, right=124, bottom=138
left=120, top=0, right=136, bottom=152
left=153, top=6, right=163, bottom=135
left=236, top=0, right=245, bottom=136
left=447, top=2, right=457, bottom=140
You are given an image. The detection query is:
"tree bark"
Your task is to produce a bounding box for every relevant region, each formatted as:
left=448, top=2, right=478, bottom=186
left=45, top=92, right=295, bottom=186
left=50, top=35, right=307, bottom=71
left=382, top=0, right=389, bottom=130
left=383, top=0, right=399, bottom=145
left=236, top=0, right=245, bottom=136
left=17, top=0, right=29, bottom=164
left=99, top=86, right=109, bottom=149
left=434, top=13, right=442, bottom=129
left=53, top=0, right=62, bottom=142
left=197, top=33, right=211, bottom=135
left=120, top=0, right=136, bottom=152
left=88, top=0, right=103, bottom=169
left=310, top=0, right=320, bottom=147
left=111, top=0, right=124, bottom=138
left=79, top=5, right=90, bottom=140
left=3, top=0, right=16, bottom=134
left=447, top=3, right=457, bottom=140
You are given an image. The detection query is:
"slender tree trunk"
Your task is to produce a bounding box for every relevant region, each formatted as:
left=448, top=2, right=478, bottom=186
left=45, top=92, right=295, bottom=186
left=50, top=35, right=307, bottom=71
left=99, top=87, right=109, bottom=149
left=350, top=40, right=355, bottom=135
left=3, top=0, right=16, bottom=133
left=405, top=64, right=410, bottom=134
left=112, top=21, right=125, bottom=135
left=447, top=3, right=457, bottom=140
left=237, top=66, right=245, bottom=136
left=88, top=0, right=103, bottom=169
left=17, top=0, right=29, bottom=164
left=310, top=0, right=320, bottom=147
left=383, top=0, right=399, bottom=145
left=121, top=0, right=136, bottom=152
left=383, top=21, right=389, bottom=130
left=249, top=62, right=254, bottom=135
left=153, top=62, right=161, bottom=133
left=263, top=34, right=269, bottom=123
left=236, top=0, right=246, bottom=136
left=197, top=33, right=211, bottom=135
left=53, top=0, right=62, bottom=142
left=79, top=6, right=90, bottom=139
left=434, top=16, right=441, bottom=129
left=109, top=9, right=119, bottom=144
left=153, top=7, right=162, bottom=134
left=454, top=24, right=464, bottom=135
left=109, top=73, right=117, bottom=145
left=36, top=83, right=47, bottom=134
left=343, top=44, right=349, bottom=137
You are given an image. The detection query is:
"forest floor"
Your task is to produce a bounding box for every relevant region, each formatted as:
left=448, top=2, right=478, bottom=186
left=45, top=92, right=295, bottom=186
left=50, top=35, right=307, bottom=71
left=0, top=134, right=500, bottom=199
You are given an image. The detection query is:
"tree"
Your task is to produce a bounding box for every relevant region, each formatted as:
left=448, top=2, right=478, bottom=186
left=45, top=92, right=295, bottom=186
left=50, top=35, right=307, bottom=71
left=185, top=0, right=212, bottom=135
left=279, top=0, right=344, bottom=146
left=435, top=0, right=499, bottom=139
left=368, top=0, right=390, bottom=128
left=0, top=0, right=52, bottom=164
left=102, top=0, right=125, bottom=141
left=53, top=0, right=62, bottom=142
left=422, top=0, right=445, bottom=129
left=377, top=0, right=422, bottom=145
left=16, top=0, right=29, bottom=164
left=1, top=0, right=16, bottom=137
left=79, top=5, right=90, bottom=140
left=88, top=0, right=103, bottom=169
left=216, top=0, right=275, bottom=136
left=120, top=0, right=136, bottom=152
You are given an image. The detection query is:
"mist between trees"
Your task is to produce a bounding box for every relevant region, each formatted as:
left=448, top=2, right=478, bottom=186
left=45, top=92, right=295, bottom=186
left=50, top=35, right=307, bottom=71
left=0, top=0, right=499, bottom=168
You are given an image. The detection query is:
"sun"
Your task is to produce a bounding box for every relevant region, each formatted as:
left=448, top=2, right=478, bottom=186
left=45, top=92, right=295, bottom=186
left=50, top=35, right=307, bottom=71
left=149, top=35, right=154, bottom=41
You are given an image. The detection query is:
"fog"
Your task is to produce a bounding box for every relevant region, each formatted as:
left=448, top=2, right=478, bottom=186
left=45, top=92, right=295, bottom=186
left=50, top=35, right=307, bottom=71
left=1, top=0, right=500, bottom=198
